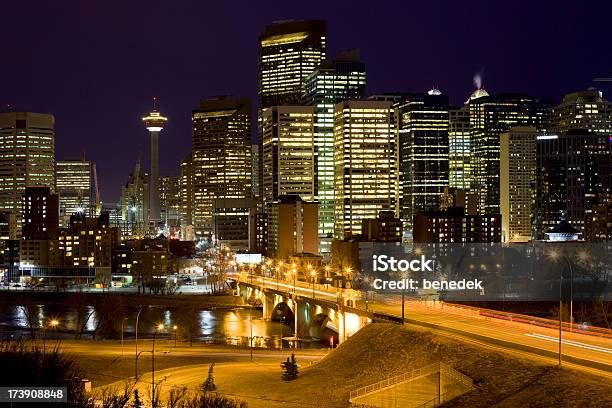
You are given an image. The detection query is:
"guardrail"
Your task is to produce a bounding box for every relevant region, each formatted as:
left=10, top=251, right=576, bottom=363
left=349, top=362, right=440, bottom=400
left=349, top=361, right=473, bottom=405
left=439, top=362, right=473, bottom=389
left=438, top=302, right=612, bottom=339
left=371, top=311, right=404, bottom=324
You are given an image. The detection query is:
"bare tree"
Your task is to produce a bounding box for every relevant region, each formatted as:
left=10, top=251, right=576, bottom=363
left=18, top=303, right=39, bottom=340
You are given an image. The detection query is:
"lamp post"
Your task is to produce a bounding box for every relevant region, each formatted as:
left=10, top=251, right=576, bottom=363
left=280, top=315, right=285, bottom=351
left=134, top=306, right=145, bottom=378
left=549, top=250, right=586, bottom=338
left=249, top=308, right=253, bottom=363
left=337, top=291, right=345, bottom=343
left=310, top=269, right=316, bottom=299
left=151, top=323, right=164, bottom=405
left=172, top=325, right=178, bottom=348
left=548, top=249, right=567, bottom=367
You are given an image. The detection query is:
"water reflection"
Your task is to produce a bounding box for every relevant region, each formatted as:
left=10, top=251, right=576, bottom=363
left=199, top=310, right=215, bottom=337
left=0, top=303, right=322, bottom=349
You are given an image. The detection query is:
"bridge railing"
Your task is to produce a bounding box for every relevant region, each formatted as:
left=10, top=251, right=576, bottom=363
left=349, top=361, right=473, bottom=404
left=349, top=361, right=440, bottom=400
left=439, top=362, right=473, bottom=390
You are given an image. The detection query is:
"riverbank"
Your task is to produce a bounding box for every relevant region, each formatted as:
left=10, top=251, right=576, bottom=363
left=0, top=289, right=245, bottom=308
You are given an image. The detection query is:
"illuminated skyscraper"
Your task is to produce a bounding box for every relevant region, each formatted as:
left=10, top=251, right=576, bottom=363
left=302, top=49, right=366, bottom=253
left=56, top=159, right=92, bottom=227
left=333, top=101, right=398, bottom=239
left=142, top=99, right=167, bottom=230
left=448, top=105, right=471, bottom=190
left=179, top=157, right=193, bottom=227
left=120, top=155, right=148, bottom=237
left=536, top=130, right=612, bottom=237
left=469, top=93, right=551, bottom=214
left=251, top=144, right=261, bottom=200
left=258, top=20, right=326, bottom=109
left=261, top=106, right=315, bottom=209
left=396, top=92, right=449, bottom=227
left=549, top=88, right=612, bottom=134
left=500, top=127, right=537, bottom=243
left=0, top=112, right=55, bottom=238
left=160, top=175, right=181, bottom=235
left=191, top=97, right=252, bottom=239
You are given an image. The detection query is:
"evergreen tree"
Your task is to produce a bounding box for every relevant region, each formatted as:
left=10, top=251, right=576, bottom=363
left=281, top=352, right=299, bottom=381
left=202, top=362, right=217, bottom=392
left=131, top=389, right=143, bottom=408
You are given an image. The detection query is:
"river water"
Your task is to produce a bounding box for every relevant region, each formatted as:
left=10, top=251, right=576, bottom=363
left=0, top=303, right=324, bottom=349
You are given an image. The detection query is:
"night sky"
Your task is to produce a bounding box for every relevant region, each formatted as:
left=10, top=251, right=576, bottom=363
left=3, top=1, right=611, bottom=203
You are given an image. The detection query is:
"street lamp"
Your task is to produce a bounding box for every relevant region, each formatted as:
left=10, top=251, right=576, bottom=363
left=310, top=269, right=316, bottom=299
left=345, top=267, right=352, bottom=288
left=275, top=267, right=280, bottom=291
left=172, top=325, right=178, bottom=348
left=43, top=319, right=59, bottom=355
left=548, top=249, right=567, bottom=367
left=134, top=306, right=145, bottom=378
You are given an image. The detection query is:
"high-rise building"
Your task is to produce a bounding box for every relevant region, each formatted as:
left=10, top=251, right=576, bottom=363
left=549, top=88, right=612, bottom=134
left=302, top=49, right=366, bottom=253
left=500, top=127, right=538, bottom=243
left=119, top=156, right=148, bottom=237
left=258, top=20, right=326, bottom=109
left=22, top=187, right=59, bottom=240
left=469, top=93, right=551, bottom=214
left=0, top=212, right=16, bottom=240
left=191, top=97, right=252, bottom=240
left=213, top=198, right=256, bottom=251
left=251, top=144, right=261, bottom=200
left=361, top=211, right=402, bottom=242
left=53, top=212, right=119, bottom=269
left=586, top=203, right=612, bottom=242
left=56, top=159, right=92, bottom=228
left=0, top=112, right=55, bottom=238
left=536, top=130, right=612, bottom=237
left=160, top=175, right=181, bottom=236
left=267, top=195, right=318, bottom=259
left=261, top=106, right=315, bottom=209
left=413, top=207, right=501, bottom=243
left=448, top=105, right=471, bottom=190
left=179, top=157, right=193, bottom=229
left=396, top=92, right=449, bottom=228
left=142, top=100, right=168, bottom=229
left=333, top=100, right=398, bottom=239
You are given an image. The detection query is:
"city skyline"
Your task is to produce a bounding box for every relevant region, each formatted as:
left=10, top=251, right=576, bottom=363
left=3, top=1, right=612, bottom=203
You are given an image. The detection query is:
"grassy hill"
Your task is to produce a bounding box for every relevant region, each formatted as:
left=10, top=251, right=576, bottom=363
left=298, top=323, right=611, bottom=407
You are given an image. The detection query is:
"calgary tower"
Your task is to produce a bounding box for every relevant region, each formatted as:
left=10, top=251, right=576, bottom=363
left=142, top=97, right=167, bottom=231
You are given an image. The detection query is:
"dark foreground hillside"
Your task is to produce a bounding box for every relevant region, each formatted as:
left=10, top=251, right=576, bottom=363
left=300, top=323, right=611, bottom=407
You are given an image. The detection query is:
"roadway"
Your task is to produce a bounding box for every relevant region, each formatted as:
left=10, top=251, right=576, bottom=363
left=243, top=274, right=612, bottom=374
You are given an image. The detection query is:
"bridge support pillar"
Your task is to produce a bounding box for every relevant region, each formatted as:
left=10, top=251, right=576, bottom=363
left=262, top=293, right=274, bottom=320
